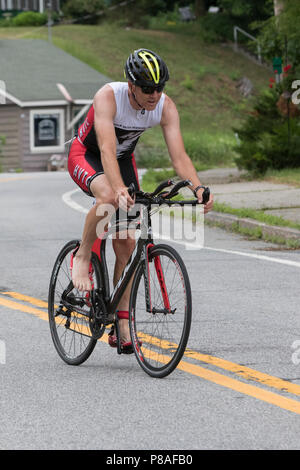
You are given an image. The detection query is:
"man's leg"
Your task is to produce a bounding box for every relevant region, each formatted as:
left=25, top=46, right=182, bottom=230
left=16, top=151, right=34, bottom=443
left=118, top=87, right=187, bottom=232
left=112, top=233, right=136, bottom=343
left=71, top=174, right=116, bottom=292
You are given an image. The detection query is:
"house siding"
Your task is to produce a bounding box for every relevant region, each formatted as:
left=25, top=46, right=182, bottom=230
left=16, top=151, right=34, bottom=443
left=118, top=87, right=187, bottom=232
left=0, top=0, right=60, bottom=12
left=20, top=105, right=72, bottom=172
left=0, top=104, right=22, bottom=171
left=0, top=101, right=88, bottom=172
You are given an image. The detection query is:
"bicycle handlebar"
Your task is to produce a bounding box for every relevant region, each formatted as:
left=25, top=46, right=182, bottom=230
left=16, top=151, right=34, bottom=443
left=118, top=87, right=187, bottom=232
left=128, top=180, right=210, bottom=206
left=149, top=178, right=175, bottom=197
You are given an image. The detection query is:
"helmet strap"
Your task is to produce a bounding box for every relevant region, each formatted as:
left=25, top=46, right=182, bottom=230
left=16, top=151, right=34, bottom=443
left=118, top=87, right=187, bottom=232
left=133, top=92, right=145, bottom=114
left=130, top=86, right=145, bottom=114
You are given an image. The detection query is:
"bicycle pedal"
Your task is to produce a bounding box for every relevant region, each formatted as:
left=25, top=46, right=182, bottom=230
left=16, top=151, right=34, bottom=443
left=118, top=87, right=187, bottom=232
left=120, top=347, right=134, bottom=355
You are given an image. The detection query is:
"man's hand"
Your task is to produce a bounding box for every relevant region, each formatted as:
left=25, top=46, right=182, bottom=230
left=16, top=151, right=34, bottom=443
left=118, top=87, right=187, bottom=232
left=196, top=188, right=214, bottom=214
left=115, top=186, right=135, bottom=212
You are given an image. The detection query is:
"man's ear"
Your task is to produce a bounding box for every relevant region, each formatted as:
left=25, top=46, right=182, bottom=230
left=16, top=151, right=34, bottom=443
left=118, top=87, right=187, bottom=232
left=128, top=81, right=135, bottom=93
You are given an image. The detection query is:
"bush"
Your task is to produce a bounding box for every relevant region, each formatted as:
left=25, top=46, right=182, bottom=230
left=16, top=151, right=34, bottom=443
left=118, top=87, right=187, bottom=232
left=0, top=18, right=13, bottom=27
left=234, top=85, right=300, bottom=176
left=62, top=0, right=105, bottom=23
left=12, top=11, right=48, bottom=26
left=198, top=12, right=236, bottom=42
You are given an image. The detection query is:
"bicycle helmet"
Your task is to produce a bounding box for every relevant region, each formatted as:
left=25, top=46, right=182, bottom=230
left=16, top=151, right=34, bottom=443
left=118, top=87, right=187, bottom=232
left=125, top=48, right=169, bottom=88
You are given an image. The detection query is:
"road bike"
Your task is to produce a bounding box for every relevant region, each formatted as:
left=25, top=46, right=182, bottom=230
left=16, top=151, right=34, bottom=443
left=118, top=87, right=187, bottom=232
left=48, top=179, right=210, bottom=378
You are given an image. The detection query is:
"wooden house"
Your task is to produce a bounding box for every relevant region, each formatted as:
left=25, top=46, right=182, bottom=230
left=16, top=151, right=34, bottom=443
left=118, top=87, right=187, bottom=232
left=0, top=0, right=60, bottom=15
left=0, top=39, right=110, bottom=171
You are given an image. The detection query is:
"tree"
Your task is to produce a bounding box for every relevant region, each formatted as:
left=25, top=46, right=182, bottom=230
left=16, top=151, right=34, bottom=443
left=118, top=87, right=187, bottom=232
left=234, top=84, right=300, bottom=175
left=217, top=0, right=274, bottom=25
left=254, top=0, right=300, bottom=73
left=234, top=0, right=300, bottom=175
left=62, top=0, right=105, bottom=22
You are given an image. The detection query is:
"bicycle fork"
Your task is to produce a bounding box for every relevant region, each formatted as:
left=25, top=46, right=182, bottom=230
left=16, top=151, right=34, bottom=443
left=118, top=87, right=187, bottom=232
left=144, top=244, right=174, bottom=314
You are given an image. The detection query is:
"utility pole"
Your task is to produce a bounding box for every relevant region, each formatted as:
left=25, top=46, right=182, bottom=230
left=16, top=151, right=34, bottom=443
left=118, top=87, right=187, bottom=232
left=47, top=0, right=53, bottom=44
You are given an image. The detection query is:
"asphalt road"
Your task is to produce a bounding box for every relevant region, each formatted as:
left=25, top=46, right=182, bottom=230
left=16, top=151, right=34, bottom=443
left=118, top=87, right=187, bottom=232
left=1, top=172, right=300, bottom=450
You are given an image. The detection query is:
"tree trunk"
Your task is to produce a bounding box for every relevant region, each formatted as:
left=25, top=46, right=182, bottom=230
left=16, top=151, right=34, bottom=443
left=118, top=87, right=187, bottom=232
left=194, top=0, right=206, bottom=17
left=274, top=0, right=284, bottom=16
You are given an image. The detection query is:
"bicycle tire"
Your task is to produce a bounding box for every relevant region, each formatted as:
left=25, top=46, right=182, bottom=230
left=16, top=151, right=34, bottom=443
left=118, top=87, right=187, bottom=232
left=129, top=244, right=192, bottom=378
left=48, top=240, right=102, bottom=365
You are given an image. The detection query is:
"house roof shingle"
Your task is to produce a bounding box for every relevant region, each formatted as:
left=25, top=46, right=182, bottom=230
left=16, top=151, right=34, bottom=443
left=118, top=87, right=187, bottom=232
left=0, top=39, right=110, bottom=103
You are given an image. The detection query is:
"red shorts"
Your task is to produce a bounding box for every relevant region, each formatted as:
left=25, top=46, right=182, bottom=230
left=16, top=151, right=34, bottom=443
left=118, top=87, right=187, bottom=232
left=68, top=137, right=140, bottom=197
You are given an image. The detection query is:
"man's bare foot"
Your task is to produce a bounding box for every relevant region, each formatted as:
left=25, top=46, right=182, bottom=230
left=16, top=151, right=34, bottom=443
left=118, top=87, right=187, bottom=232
left=71, top=253, right=92, bottom=292
left=118, top=319, right=131, bottom=344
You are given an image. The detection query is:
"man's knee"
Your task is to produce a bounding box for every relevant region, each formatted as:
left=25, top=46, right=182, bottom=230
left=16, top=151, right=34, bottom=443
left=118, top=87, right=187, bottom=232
left=92, top=180, right=117, bottom=231
left=94, top=192, right=116, bottom=208
left=113, top=236, right=135, bottom=262
left=90, top=175, right=116, bottom=207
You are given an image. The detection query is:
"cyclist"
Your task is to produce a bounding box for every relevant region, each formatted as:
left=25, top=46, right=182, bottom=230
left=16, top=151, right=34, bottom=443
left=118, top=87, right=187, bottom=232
left=68, top=48, right=214, bottom=350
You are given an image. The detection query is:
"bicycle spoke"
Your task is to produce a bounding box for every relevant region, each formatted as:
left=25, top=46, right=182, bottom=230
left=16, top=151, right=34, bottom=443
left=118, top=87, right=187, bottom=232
left=48, top=241, right=101, bottom=365
left=130, top=245, right=191, bottom=378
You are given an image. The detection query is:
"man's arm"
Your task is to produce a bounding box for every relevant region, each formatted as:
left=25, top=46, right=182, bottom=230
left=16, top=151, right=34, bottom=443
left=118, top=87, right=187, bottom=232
left=93, top=85, right=133, bottom=208
left=161, top=95, right=213, bottom=211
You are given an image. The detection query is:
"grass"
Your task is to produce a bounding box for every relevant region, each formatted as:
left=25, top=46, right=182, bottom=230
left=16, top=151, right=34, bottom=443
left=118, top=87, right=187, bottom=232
left=213, top=201, right=300, bottom=231
left=205, top=220, right=300, bottom=250
left=140, top=168, right=176, bottom=193
left=0, top=22, right=271, bottom=169
left=263, top=168, right=300, bottom=187
left=205, top=218, right=300, bottom=249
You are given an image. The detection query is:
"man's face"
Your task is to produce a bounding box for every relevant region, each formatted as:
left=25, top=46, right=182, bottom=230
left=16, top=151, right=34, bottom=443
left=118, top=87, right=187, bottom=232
left=130, top=82, right=164, bottom=111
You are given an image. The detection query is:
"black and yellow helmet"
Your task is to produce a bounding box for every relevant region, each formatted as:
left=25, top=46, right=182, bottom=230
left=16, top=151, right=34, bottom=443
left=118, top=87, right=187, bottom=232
left=125, top=48, right=169, bottom=87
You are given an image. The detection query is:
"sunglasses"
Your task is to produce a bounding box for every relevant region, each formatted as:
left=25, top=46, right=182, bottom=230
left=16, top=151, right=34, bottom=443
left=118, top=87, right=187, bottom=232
left=140, top=84, right=165, bottom=94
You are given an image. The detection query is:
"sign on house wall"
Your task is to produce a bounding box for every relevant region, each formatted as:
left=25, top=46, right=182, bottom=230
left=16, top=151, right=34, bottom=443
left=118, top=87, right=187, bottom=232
left=34, top=114, right=59, bottom=146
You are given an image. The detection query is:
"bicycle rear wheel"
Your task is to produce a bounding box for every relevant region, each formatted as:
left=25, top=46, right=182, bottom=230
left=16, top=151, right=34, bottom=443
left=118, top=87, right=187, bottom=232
left=129, top=244, right=192, bottom=378
left=48, top=240, right=102, bottom=365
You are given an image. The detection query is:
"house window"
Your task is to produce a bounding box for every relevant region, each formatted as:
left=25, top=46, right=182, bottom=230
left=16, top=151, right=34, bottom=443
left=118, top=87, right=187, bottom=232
left=30, top=109, right=65, bottom=153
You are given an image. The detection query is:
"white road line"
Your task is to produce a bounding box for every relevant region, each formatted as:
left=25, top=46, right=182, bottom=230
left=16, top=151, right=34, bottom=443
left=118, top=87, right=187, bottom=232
left=62, top=188, right=88, bottom=214
left=62, top=189, right=300, bottom=269
left=152, top=234, right=300, bottom=268
left=203, top=246, right=300, bottom=268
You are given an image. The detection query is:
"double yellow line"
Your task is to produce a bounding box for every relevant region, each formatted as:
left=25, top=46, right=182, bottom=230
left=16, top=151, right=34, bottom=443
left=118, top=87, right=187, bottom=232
left=1, top=290, right=300, bottom=415
left=0, top=176, right=31, bottom=183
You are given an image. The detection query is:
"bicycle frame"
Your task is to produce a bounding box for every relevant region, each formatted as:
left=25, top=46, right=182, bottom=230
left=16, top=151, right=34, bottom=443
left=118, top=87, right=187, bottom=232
left=92, top=203, right=159, bottom=317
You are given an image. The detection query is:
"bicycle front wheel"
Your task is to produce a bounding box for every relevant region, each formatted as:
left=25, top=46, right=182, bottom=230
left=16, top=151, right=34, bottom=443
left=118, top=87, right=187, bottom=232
left=48, top=240, right=102, bottom=365
left=129, top=244, right=192, bottom=378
